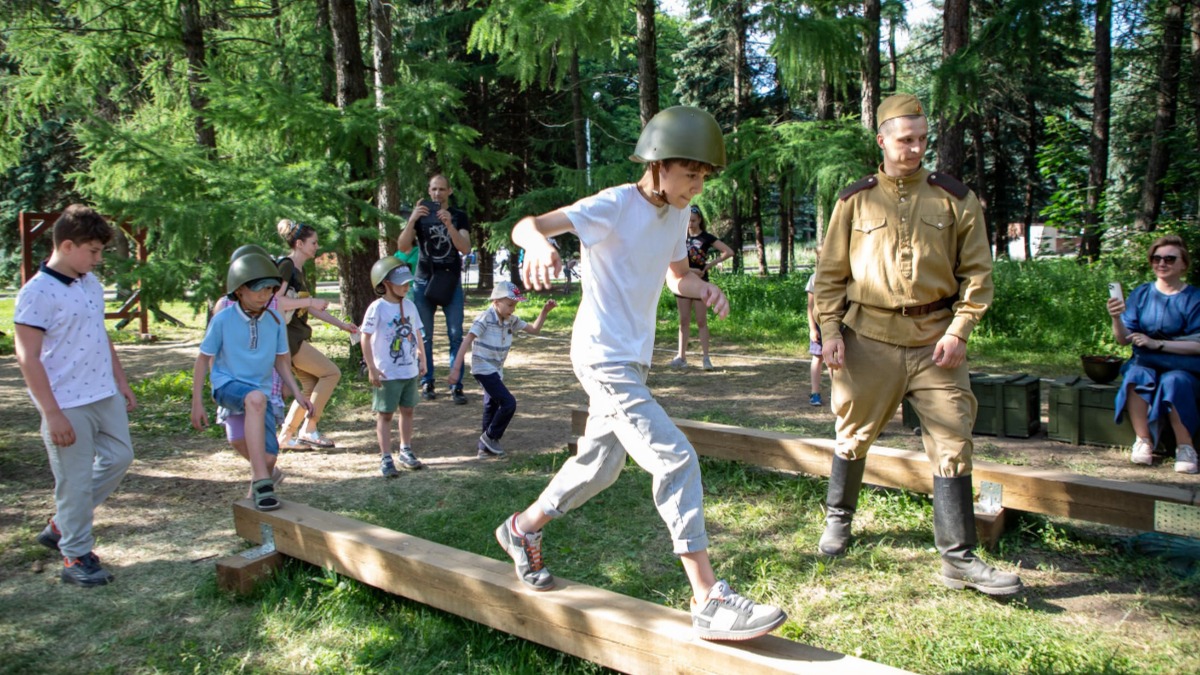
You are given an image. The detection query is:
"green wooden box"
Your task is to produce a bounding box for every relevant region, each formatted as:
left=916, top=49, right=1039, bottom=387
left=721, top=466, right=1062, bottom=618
left=899, top=373, right=1040, bottom=438
left=1047, top=376, right=1134, bottom=446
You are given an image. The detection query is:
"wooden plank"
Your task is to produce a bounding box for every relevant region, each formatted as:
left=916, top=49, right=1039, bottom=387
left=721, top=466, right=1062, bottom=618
left=215, top=550, right=285, bottom=595
left=233, top=500, right=908, bottom=675
left=570, top=409, right=1200, bottom=532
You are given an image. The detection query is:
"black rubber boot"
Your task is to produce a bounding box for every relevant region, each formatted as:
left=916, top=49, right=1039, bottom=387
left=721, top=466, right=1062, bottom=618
left=933, top=475, right=1022, bottom=596
left=818, top=456, right=867, bottom=556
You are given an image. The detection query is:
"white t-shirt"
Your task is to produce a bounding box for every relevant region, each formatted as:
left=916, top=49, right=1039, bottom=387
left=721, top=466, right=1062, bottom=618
left=468, top=306, right=528, bottom=378
left=14, top=265, right=117, bottom=410
left=362, top=297, right=424, bottom=380
left=561, top=184, right=688, bottom=366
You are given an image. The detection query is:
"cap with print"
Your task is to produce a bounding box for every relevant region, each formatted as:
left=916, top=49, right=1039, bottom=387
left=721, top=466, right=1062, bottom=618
left=490, top=280, right=527, bottom=302
left=384, top=265, right=414, bottom=286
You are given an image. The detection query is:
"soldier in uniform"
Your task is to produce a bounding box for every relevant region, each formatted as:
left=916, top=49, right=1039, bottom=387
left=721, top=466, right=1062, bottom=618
left=812, top=93, right=1022, bottom=595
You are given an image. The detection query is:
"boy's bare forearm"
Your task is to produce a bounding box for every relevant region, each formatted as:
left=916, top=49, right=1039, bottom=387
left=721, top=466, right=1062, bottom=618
left=191, top=353, right=212, bottom=403
left=15, top=325, right=61, bottom=415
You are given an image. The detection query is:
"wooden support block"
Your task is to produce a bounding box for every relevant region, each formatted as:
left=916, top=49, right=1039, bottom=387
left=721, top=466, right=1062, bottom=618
left=232, top=500, right=909, bottom=675
left=215, top=550, right=285, bottom=595
left=973, top=508, right=1008, bottom=552
left=570, top=409, right=1200, bottom=532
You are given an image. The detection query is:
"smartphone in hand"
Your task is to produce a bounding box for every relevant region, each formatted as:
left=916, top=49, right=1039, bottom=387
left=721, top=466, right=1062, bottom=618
left=419, top=200, right=442, bottom=226
left=1108, top=282, right=1124, bottom=301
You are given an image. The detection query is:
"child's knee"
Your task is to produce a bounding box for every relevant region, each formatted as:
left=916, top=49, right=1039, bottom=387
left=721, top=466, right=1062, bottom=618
left=377, top=411, right=394, bottom=422
left=244, top=391, right=267, bottom=411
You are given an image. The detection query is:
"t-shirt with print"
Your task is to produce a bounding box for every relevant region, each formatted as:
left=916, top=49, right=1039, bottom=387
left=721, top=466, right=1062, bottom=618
left=199, top=304, right=289, bottom=396
left=685, top=231, right=719, bottom=281
left=467, top=306, right=528, bottom=378
left=560, top=184, right=688, bottom=367
left=14, top=263, right=117, bottom=410
left=414, top=207, right=469, bottom=281
left=362, top=297, right=424, bottom=381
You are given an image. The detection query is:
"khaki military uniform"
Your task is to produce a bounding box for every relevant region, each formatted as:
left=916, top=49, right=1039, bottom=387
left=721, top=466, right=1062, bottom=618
left=814, top=166, right=993, bottom=477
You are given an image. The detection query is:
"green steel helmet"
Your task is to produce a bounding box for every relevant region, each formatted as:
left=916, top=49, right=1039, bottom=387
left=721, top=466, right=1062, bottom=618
left=629, top=106, right=726, bottom=168
left=226, top=252, right=283, bottom=294
left=230, top=244, right=270, bottom=263
left=370, top=256, right=404, bottom=289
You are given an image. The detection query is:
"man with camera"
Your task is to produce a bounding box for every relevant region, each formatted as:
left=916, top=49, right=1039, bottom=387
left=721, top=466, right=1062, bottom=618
left=398, top=174, right=472, bottom=404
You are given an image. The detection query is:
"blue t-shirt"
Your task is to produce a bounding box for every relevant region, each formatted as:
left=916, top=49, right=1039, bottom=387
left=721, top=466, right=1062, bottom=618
left=199, top=303, right=289, bottom=395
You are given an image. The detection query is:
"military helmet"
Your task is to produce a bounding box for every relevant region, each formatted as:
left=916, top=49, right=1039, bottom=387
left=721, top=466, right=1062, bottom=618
left=230, top=244, right=271, bottom=263
left=370, top=256, right=404, bottom=289
left=226, top=252, right=283, bottom=294
left=629, top=106, right=726, bottom=168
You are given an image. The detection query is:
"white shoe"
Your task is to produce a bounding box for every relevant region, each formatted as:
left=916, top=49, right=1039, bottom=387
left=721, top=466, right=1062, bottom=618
left=669, top=357, right=688, bottom=369
left=702, top=356, right=714, bottom=371
left=1175, top=444, right=1198, bottom=474
left=1130, top=437, right=1154, bottom=466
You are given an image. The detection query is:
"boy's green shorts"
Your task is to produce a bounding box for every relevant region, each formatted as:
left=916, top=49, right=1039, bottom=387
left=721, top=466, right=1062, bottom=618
left=373, top=377, right=419, bottom=413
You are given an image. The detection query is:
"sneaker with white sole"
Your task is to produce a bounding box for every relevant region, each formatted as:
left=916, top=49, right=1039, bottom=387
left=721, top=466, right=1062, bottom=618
left=494, top=514, right=554, bottom=591
left=61, top=552, right=114, bottom=587
left=479, top=433, right=506, bottom=457
left=1130, top=437, right=1154, bottom=465
left=702, top=356, right=714, bottom=371
left=396, top=447, right=424, bottom=470
left=691, top=580, right=786, bottom=641
left=380, top=455, right=400, bottom=478
left=1175, top=444, right=1199, bottom=474
left=669, top=357, right=687, bottom=369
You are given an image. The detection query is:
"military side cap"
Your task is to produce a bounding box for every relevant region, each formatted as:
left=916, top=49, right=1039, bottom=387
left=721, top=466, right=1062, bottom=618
left=877, top=93, right=925, bottom=128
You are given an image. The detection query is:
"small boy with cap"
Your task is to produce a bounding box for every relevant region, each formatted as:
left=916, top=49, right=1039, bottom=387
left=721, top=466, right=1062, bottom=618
left=449, top=281, right=556, bottom=458
left=362, top=257, right=427, bottom=476
left=191, top=252, right=312, bottom=511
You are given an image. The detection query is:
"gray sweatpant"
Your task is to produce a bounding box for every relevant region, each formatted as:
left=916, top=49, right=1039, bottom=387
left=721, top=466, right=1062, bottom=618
left=41, top=394, right=134, bottom=559
left=536, top=362, right=709, bottom=554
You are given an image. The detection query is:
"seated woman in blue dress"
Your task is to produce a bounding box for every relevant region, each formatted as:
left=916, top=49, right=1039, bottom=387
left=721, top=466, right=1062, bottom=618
left=1107, top=235, right=1200, bottom=474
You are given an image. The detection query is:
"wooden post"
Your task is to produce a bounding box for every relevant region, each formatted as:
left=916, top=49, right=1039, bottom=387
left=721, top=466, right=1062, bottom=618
left=232, top=500, right=910, bottom=675
left=215, top=550, right=285, bottom=595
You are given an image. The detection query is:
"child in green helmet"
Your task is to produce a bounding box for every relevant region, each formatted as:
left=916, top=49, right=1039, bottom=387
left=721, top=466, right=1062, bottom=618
left=495, top=106, right=786, bottom=641
left=190, top=252, right=311, bottom=511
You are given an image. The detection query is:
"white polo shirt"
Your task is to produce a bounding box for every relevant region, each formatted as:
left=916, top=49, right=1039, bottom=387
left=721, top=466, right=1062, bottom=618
left=15, top=263, right=116, bottom=410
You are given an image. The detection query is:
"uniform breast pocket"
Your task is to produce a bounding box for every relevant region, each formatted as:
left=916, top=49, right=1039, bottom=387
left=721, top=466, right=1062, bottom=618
left=852, top=217, right=888, bottom=235
left=920, top=210, right=955, bottom=257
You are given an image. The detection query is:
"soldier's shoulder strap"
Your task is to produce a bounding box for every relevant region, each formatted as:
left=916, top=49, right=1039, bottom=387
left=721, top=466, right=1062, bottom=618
left=838, top=174, right=878, bottom=202
left=927, top=172, right=969, bottom=199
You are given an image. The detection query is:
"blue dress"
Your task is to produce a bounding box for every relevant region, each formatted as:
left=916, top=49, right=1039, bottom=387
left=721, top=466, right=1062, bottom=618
left=1114, top=283, right=1200, bottom=443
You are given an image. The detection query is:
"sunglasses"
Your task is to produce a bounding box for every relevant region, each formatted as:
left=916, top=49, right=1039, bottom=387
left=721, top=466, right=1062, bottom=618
left=1150, top=254, right=1179, bottom=265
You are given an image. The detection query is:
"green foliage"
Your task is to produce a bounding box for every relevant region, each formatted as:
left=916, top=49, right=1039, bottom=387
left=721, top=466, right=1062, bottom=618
left=1037, top=114, right=1092, bottom=232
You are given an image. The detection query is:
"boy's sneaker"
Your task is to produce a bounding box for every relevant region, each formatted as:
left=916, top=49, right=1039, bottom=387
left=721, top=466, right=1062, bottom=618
left=810, top=393, right=822, bottom=406
left=61, top=552, right=114, bottom=587
left=452, top=385, right=468, bottom=405
left=421, top=382, right=437, bottom=401
left=396, top=447, right=424, bottom=470
left=691, top=580, right=786, bottom=641
left=668, top=357, right=688, bottom=369
left=380, top=455, right=400, bottom=478
left=702, top=356, right=714, bottom=371
left=1175, top=444, right=1199, bottom=474
left=1130, top=437, right=1154, bottom=465
left=494, top=515, right=554, bottom=591
left=36, top=518, right=61, bottom=552
left=479, top=433, right=506, bottom=458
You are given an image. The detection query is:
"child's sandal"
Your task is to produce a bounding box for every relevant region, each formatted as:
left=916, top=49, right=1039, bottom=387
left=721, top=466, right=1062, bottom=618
left=251, top=478, right=280, bottom=511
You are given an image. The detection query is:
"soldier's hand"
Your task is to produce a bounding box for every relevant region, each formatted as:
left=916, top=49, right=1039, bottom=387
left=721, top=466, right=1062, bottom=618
left=933, top=334, right=966, bottom=369
left=825, top=337, right=845, bottom=370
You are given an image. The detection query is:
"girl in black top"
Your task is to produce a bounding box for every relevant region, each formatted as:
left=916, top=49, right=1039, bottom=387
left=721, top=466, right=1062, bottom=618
left=669, top=206, right=733, bottom=371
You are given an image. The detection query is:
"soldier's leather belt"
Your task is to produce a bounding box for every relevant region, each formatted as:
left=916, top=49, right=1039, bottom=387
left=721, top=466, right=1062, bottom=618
left=859, top=296, right=957, bottom=317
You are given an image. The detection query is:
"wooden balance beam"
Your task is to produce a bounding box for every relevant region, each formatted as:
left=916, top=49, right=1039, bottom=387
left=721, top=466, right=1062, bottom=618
left=570, top=410, right=1200, bottom=534
left=229, top=500, right=909, bottom=675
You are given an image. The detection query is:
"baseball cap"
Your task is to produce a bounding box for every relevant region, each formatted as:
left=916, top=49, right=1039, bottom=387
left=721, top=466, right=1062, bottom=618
left=490, top=280, right=527, bottom=302
left=246, top=278, right=281, bottom=292
left=385, top=265, right=414, bottom=286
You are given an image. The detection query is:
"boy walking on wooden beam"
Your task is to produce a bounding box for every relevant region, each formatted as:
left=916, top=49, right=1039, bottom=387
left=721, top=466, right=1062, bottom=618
left=496, top=106, right=787, bottom=642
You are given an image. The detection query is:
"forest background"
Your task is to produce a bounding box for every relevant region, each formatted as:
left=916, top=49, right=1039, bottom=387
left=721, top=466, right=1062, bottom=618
left=4, top=0, right=1200, bottom=326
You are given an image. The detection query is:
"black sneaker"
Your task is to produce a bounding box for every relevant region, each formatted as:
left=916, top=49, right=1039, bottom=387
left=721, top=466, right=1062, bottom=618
left=421, top=382, right=437, bottom=400
left=691, top=580, right=786, bottom=641
left=452, top=385, right=468, bottom=405
left=36, top=518, right=61, bottom=552
left=61, top=552, right=114, bottom=587
left=494, top=515, right=554, bottom=591
left=380, top=455, right=400, bottom=478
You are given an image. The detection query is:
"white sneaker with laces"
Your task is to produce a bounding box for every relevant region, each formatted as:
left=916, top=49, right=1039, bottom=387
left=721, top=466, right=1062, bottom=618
left=1130, top=438, right=1154, bottom=466
left=669, top=357, right=688, bottom=369
left=690, top=580, right=786, bottom=641
left=1175, top=444, right=1198, bottom=474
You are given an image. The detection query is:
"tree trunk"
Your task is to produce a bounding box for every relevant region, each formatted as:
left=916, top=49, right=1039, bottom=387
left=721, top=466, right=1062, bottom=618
left=369, top=0, right=399, bottom=256
left=1081, top=0, right=1111, bottom=260
left=316, top=0, right=335, bottom=105
left=816, top=69, right=834, bottom=121
left=179, top=0, right=216, bottom=153
left=635, top=0, right=659, bottom=125
left=328, top=0, right=378, bottom=325
left=887, top=15, right=898, bottom=92
left=751, top=173, right=767, bottom=275
left=729, top=0, right=747, bottom=273
left=1135, top=1, right=1185, bottom=232
left=861, top=0, right=881, bottom=129
left=570, top=49, right=587, bottom=173
left=1190, top=4, right=1200, bottom=219
left=987, top=112, right=1010, bottom=258
left=937, top=0, right=968, bottom=177
left=778, top=175, right=791, bottom=277
left=1022, top=98, right=1038, bottom=261
left=971, top=112, right=991, bottom=245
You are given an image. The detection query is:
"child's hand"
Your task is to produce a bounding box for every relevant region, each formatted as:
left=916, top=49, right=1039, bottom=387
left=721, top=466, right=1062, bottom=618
left=190, top=399, right=209, bottom=431
left=368, top=368, right=382, bottom=388
left=45, top=410, right=76, bottom=447
left=418, top=359, right=427, bottom=377
left=543, top=299, right=558, bottom=312
left=448, top=364, right=460, bottom=386
left=344, top=322, right=359, bottom=334
left=296, top=394, right=315, bottom=415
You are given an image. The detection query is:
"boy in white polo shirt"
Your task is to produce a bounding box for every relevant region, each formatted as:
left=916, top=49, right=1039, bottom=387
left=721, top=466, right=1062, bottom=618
left=448, top=281, right=556, bottom=459
left=15, top=205, right=137, bottom=587
left=496, top=107, right=786, bottom=641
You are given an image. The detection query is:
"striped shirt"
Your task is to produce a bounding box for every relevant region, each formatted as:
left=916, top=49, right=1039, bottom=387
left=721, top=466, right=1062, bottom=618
left=468, top=306, right=528, bottom=377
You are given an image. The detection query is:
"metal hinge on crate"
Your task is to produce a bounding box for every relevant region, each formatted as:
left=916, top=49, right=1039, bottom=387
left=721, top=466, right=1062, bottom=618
left=1154, top=501, right=1200, bottom=539
left=239, top=523, right=276, bottom=559
left=976, top=481, right=1003, bottom=515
